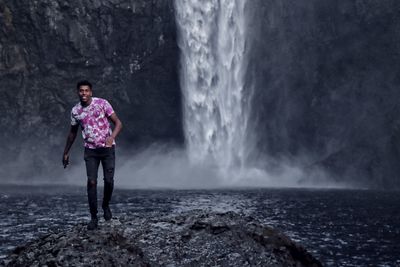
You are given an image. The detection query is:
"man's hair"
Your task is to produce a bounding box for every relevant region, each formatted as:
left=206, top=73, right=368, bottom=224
left=77, top=80, right=92, bottom=90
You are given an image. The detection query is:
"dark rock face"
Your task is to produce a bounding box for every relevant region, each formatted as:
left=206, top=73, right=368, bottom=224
left=0, top=0, right=182, bottom=180
left=247, top=0, right=400, bottom=188
left=3, top=212, right=322, bottom=267
left=1, top=0, right=399, bottom=188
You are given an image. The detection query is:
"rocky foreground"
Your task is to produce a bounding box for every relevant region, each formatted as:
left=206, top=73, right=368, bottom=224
left=3, top=211, right=322, bottom=266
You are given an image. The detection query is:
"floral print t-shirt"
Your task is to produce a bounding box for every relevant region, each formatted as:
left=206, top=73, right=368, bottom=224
left=71, top=97, right=115, bottom=149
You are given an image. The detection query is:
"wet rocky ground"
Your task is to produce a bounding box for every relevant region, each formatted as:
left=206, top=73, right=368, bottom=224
left=1, top=186, right=399, bottom=266
left=3, top=211, right=322, bottom=267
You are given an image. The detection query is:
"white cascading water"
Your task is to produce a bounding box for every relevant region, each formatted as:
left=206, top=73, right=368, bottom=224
left=175, top=0, right=252, bottom=179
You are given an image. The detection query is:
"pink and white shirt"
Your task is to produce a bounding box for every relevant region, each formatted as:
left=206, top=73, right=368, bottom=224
left=71, top=97, right=115, bottom=149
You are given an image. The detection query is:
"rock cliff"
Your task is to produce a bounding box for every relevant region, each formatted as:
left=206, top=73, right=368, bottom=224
left=1, top=0, right=400, bottom=188
left=247, top=0, right=400, bottom=189
left=0, top=0, right=182, bottom=180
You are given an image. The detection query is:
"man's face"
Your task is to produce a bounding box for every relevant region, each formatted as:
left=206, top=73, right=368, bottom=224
left=78, top=85, right=92, bottom=104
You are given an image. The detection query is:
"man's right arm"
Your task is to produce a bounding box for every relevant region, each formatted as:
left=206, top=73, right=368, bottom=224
left=62, top=125, right=79, bottom=168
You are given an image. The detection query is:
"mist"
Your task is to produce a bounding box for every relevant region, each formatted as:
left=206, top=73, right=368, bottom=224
left=51, top=144, right=349, bottom=190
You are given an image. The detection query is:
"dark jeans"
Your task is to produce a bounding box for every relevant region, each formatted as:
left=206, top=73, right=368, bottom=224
left=84, top=146, right=115, bottom=218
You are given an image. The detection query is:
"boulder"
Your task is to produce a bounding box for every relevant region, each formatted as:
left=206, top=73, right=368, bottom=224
left=3, top=211, right=322, bottom=267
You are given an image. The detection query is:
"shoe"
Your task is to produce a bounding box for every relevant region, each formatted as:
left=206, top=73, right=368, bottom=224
left=103, top=206, right=112, bottom=221
left=87, top=218, right=98, bottom=230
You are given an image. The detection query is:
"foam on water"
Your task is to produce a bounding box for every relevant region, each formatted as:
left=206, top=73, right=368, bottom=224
left=172, top=194, right=256, bottom=215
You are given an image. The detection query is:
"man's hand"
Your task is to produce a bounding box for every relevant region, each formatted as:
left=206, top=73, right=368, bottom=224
left=105, top=136, right=114, bottom=147
left=62, top=154, right=69, bottom=168
left=63, top=124, right=78, bottom=169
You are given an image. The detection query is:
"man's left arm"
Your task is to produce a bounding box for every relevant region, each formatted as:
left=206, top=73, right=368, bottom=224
left=106, top=113, right=123, bottom=147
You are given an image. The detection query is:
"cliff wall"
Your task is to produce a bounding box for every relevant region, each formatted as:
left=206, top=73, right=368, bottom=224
left=0, top=0, right=182, bottom=179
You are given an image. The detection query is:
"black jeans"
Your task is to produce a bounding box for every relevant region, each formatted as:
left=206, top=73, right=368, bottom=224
left=84, top=146, right=115, bottom=218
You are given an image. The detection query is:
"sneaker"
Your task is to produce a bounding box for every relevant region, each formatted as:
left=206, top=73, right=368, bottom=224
left=103, top=206, right=112, bottom=221
left=87, top=218, right=98, bottom=230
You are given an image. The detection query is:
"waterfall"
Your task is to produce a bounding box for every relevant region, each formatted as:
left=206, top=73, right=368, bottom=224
left=175, top=0, right=251, bottom=177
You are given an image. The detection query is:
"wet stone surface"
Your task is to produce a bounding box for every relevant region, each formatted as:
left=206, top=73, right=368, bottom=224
left=2, top=211, right=322, bottom=267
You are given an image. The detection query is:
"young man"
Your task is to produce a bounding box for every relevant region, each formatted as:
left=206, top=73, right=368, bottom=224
left=62, top=80, right=122, bottom=230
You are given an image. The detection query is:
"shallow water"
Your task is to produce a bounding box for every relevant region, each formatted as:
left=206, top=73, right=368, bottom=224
left=0, top=185, right=399, bottom=266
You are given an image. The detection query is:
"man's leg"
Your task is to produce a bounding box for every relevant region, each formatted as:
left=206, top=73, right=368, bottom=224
left=101, top=146, right=115, bottom=221
left=84, top=148, right=100, bottom=227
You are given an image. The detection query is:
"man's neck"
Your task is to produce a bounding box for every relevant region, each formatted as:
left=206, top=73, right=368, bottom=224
left=81, top=97, right=93, bottom=107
